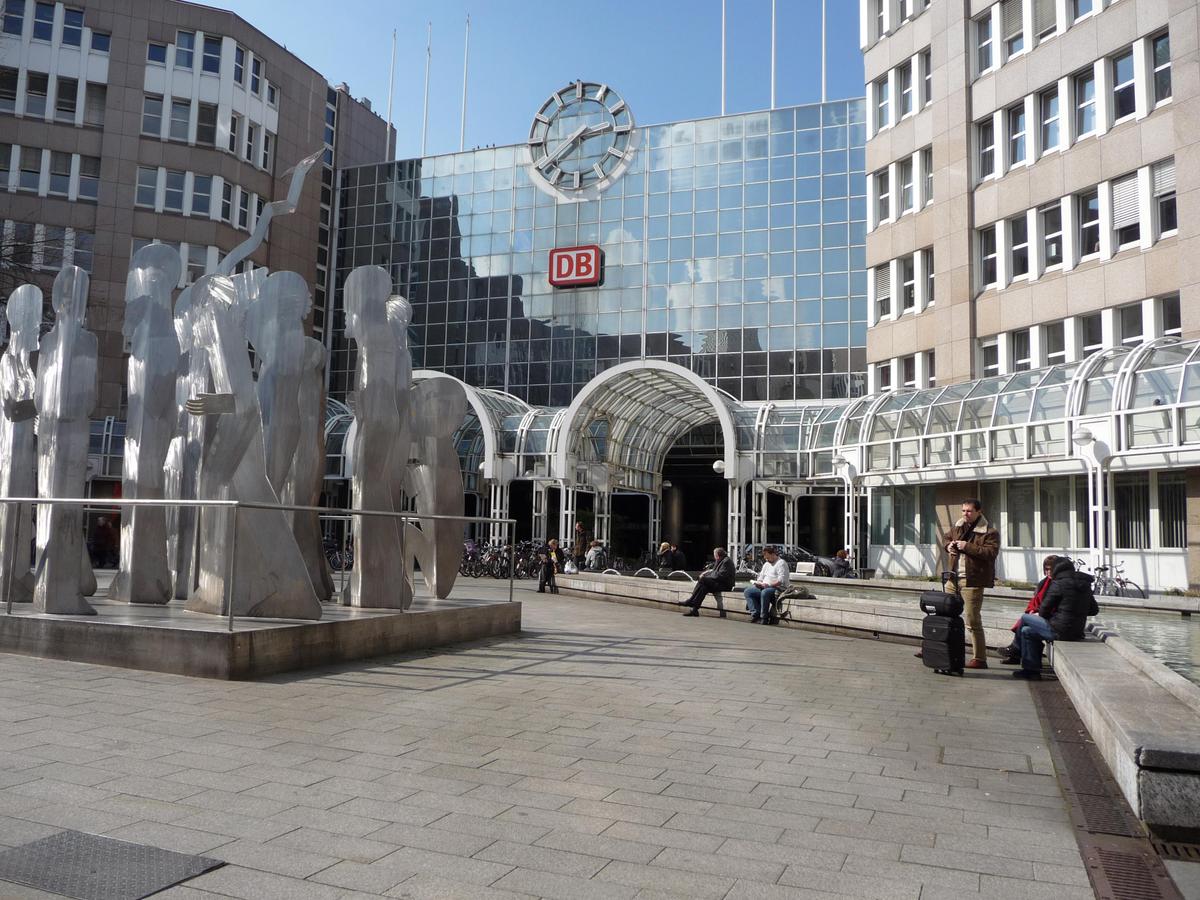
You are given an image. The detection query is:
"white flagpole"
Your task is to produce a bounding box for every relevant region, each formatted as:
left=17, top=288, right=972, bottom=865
left=421, top=22, right=431, bottom=157
left=459, top=14, right=470, bottom=152
left=821, top=0, right=828, bottom=103
left=386, top=29, right=396, bottom=157
left=720, top=0, right=726, bottom=115
left=770, top=0, right=776, bottom=109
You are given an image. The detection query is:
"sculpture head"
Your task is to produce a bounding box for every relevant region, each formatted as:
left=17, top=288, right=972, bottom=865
left=51, top=266, right=89, bottom=326
left=246, top=271, right=311, bottom=350
left=5, top=284, right=43, bottom=353
left=125, top=244, right=182, bottom=336
left=343, top=266, right=390, bottom=341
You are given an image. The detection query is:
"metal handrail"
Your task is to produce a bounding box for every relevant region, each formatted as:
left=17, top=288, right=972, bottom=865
left=0, top=496, right=517, bottom=628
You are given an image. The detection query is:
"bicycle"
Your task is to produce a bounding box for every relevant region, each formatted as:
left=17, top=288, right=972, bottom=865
left=1075, top=558, right=1146, bottom=599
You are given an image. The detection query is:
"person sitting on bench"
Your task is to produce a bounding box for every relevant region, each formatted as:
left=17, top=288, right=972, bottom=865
left=681, top=547, right=735, bottom=617
left=744, top=546, right=790, bottom=625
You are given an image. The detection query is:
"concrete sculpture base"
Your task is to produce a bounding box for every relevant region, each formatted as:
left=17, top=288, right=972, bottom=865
left=0, top=595, right=520, bottom=679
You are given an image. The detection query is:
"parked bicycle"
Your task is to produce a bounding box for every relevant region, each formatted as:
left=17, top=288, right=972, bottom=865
left=1074, top=558, right=1146, bottom=599
left=323, top=537, right=354, bottom=572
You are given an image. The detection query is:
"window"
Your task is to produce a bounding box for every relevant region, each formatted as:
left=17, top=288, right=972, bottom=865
left=220, top=181, right=233, bottom=221
left=1153, top=33, right=1171, bottom=105
left=898, top=0, right=913, bottom=23
left=163, top=169, right=185, bottom=212
left=875, top=169, right=890, bottom=222
left=874, top=76, right=889, bottom=130
left=977, top=118, right=995, bottom=179
left=1077, top=189, right=1100, bottom=258
left=1154, top=158, right=1177, bottom=235
left=141, top=94, right=162, bottom=136
left=1040, top=477, right=1071, bottom=547
left=1040, top=203, right=1063, bottom=268
left=175, top=31, right=194, bottom=68
left=186, top=244, right=206, bottom=283
left=202, top=35, right=221, bottom=74
left=261, top=131, right=273, bottom=171
left=976, top=14, right=993, bottom=73
left=901, top=255, right=916, bottom=312
left=1162, top=295, right=1181, bottom=336
left=927, top=351, right=936, bottom=385
left=1001, top=0, right=1023, bottom=56
left=1111, top=174, right=1140, bottom=248
left=980, top=226, right=998, bottom=288
left=31, top=1, right=51, bottom=40
left=2, top=0, right=23, bottom=35
left=1159, top=473, right=1187, bottom=549
left=1007, top=103, right=1026, bottom=167
left=244, top=123, right=255, bottom=162
left=18, top=146, right=39, bottom=190
left=233, top=45, right=245, bottom=83
left=1119, top=303, right=1144, bottom=347
left=61, top=7, right=82, bottom=46
left=1080, top=312, right=1103, bottom=353
left=870, top=489, right=892, bottom=544
left=1074, top=69, right=1096, bottom=137
left=901, top=357, right=916, bottom=392
left=1011, top=329, right=1032, bottom=372
left=83, top=82, right=104, bottom=126
left=169, top=98, right=189, bottom=141
left=196, top=102, right=217, bottom=146
left=981, top=342, right=1000, bottom=376
left=1114, top=473, right=1150, bottom=550
left=1044, top=321, right=1066, bottom=365
left=48, top=150, right=70, bottom=195
left=874, top=265, right=891, bottom=319
left=1007, top=481, right=1035, bottom=546
left=921, top=49, right=931, bottom=106
left=77, top=154, right=98, bottom=201
left=40, top=224, right=64, bottom=270
left=72, top=230, right=92, bottom=272
left=1010, top=214, right=1029, bottom=278
left=0, top=142, right=10, bottom=184
left=1112, top=50, right=1135, bottom=121
left=192, top=174, right=212, bottom=216
left=90, top=31, right=109, bottom=52
left=250, top=57, right=261, bottom=94
left=267, top=82, right=277, bottom=106
left=11, top=221, right=33, bottom=267
left=55, top=76, right=77, bottom=122
left=1073, top=0, right=1093, bottom=20
left=254, top=196, right=264, bottom=228
left=147, top=42, right=167, bottom=64
left=923, top=248, right=934, bottom=305
left=228, top=114, right=240, bottom=153
left=135, top=165, right=157, bottom=207
left=1040, top=87, right=1059, bottom=153
left=238, top=189, right=250, bottom=229
left=25, top=72, right=48, bottom=117
left=898, top=62, right=913, bottom=117
left=1034, top=0, right=1055, bottom=40
left=0, top=67, right=16, bottom=113
left=877, top=363, right=892, bottom=392
left=921, top=147, right=933, bottom=204
left=898, top=158, right=913, bottom=214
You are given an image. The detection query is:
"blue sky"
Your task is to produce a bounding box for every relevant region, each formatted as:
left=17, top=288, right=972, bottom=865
left=208, top=0, right=864, bottom=159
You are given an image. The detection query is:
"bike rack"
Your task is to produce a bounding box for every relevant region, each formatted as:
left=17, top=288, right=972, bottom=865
left=633, top=567, right=658, bottom=578
left=601, top=568, right=621, bottom=576
left=664, top=570, right=695, bottom=582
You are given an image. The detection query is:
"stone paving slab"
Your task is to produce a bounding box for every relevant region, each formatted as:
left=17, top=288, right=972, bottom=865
left=0, top=583, right=1093, bottom=899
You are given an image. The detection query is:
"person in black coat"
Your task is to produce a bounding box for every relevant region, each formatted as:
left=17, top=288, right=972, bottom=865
left=670, top=543, right=687, bottom=571
left=1013, top=556, right=1099, bottom=679
left=681, top=548, right=735, bottom=617
left=537, top=538, right=561, bottom=594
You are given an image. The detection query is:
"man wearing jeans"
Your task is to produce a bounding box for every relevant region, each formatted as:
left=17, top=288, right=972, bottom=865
left=943, top=499, right=999, bottom=669
left=743, top=546, right=790, bottom=625
left=1014, top=557, right=1097, bottom=680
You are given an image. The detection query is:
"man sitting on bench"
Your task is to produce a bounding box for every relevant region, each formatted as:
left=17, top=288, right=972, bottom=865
left=744, top=546, right=790, bottom=625
left=681, top=547, right=735, bottom=618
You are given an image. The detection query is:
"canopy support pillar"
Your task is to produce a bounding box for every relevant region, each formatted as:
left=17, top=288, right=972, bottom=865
left=487, top=481, right=509, bottom=546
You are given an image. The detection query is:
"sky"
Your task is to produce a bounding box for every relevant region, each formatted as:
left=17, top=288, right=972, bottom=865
left=204, top=0, right=864, bottom=160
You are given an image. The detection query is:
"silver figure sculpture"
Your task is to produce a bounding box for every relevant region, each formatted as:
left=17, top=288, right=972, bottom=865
left=343, top=267, right=411, bottom=609
left=110, top=245, right=181, bottom=604
left=185, top=274, right=320, bottom=620
left=165, top=285, right=201, bottom=599
left=34, top=267, right=98, bottom=615
left=0, top=285, right=41, bottom=605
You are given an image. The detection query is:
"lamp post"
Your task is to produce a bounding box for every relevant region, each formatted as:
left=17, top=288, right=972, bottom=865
left=1072, top=426, right=1111, bottom=572
left=833, top=455, right=859, bottom=570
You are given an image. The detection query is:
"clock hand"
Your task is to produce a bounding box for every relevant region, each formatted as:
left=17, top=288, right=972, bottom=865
left=583, top=121, right=613, bottom=136
left=544, top=123, right=589, bottom=166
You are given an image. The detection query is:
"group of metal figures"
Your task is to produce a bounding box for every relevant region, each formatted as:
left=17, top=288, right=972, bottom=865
left=0, top=155, right=465, bottom=621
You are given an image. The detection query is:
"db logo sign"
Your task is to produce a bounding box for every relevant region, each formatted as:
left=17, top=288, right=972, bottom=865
left=548, top=245, right=604, bottom=288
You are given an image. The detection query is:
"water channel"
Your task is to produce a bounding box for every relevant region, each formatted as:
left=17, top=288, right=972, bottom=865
left=808, top=581, right=1200, bottom=687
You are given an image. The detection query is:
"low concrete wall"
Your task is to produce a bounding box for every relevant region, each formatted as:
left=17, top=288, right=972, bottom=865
left=1051, top=636, right=1200, bottom=838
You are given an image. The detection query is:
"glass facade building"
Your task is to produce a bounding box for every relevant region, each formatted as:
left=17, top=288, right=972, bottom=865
left=332, top=99, right=868, bottom=407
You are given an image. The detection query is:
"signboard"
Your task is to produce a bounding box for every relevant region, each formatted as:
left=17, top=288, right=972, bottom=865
left=548, top=245, right=604, bottom=288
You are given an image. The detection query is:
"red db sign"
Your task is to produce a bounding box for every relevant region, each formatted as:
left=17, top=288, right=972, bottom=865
left=548, top=245, right=604, bottom=288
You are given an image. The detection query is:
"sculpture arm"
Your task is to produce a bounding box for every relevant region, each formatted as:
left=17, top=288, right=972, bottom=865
left=185, top=393, right=236, bottom=416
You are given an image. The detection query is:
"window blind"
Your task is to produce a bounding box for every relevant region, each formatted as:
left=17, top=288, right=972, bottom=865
left=1001, top=0, right=1023, bottom=39
left=1152, top=158, right=1176, bottom=197
left=1111, top=175, right=1140, bottom=229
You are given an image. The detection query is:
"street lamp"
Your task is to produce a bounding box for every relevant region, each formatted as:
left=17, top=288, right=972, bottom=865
left=712, top=460, right=726, bottom=474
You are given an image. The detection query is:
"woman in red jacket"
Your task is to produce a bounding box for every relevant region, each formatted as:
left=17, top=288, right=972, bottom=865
left=1000, top=555, right=1059, bottom=664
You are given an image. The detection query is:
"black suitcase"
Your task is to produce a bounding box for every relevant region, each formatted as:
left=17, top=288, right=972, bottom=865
left=920, top=572, right=966, bottom=675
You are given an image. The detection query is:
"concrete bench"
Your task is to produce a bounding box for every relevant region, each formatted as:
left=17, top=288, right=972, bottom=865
left=1052, top=637, right=1200, bottom=837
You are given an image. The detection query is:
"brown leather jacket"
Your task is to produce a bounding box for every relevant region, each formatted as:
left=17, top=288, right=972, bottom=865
left=944, top=516, right=1000, bottom=588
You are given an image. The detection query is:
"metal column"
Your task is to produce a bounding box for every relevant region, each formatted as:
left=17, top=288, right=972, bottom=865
left=648, top=493, right=661, bottom=554
left=594, top=490, right=611, bottom=546
left=487, top=481, right=509, bottom=546
left=558, top=485, right=577, bottom=553
left=727, top=481, right=744, bottom=562
left=531, top=482, right=549, bottom=545
left=750, top=483, right=768, bottom=547
left=783, top=493, right=796, bottom=548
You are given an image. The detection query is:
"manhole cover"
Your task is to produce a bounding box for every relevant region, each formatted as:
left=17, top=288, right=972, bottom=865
left=0, top=830, right=224, bottom=900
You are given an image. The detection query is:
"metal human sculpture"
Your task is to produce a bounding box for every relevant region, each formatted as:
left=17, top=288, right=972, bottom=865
left=343, top=266, right=411, bottom=609
left=185, top=274, right=320, bottom=620
left=110, top=245, right=181, bottom=604
left=283, top=336, right=335, bottom=602
left=0, top=285, right=42, bottom=605
left=164, top=284, right=201, bottom=599
left=34, top=267, right=98, bottom=615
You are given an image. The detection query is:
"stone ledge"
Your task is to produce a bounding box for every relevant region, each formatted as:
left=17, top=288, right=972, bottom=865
left=1051, top=638, right=1200, bottom=836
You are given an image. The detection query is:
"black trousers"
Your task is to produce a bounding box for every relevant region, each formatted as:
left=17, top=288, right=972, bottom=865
left=538, top=564, right=558, bottom=593
left=686, top=575, right=729, bottom=611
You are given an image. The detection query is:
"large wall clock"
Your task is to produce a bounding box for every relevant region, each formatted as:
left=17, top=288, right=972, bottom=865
left=526, top=80, right=637, bottom=201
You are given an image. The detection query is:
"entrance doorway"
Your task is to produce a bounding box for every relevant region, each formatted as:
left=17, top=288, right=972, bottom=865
left=795, top=494, right=845, bottom=555
left=609, top=493, right=649, bottom=565
left=661, top=424, right=726, bottom=570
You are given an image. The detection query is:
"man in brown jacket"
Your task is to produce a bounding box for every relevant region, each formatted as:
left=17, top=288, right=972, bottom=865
left=944, top=498, right=1000, bottom=669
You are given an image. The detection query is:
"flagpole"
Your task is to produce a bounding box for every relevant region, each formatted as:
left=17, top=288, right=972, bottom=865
left=386, top=29, right=396, bottom=158
left=720, top=0, right=726, bottom=115
left=459, top=14, right=470, bottom=152
left=821, top=0, right=828, bottom=103
left=421, top=22, right=431, bottom=156
left=770, top=0, right=776, bottom=109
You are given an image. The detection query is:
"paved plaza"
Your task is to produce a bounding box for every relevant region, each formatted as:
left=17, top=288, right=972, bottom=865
left=0, top=587, right=1095, bottom=900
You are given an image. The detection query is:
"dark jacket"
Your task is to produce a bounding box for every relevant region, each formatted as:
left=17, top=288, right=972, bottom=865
left=707, top=556, right=736, bottom=590
left=1039, top=559, right=1098, bottom=641
left=944, top=516, right=1000, bottom=588
left=670, top=549, right=687, bottom=571
left=831, top=557, right=852, bottom=578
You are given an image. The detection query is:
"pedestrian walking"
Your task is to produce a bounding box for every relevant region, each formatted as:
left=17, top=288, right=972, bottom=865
left=942, top=498, right=999, bottom=669
left=538, top=537, right=561, bottom=594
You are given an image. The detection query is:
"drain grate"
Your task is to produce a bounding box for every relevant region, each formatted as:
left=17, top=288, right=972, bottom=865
left=0, top=829, right=224, bottom=900
left=1087, top=844, right=1183, bottom=900
left=1152, top=840, right=1200, bottom=863
left=1073, top=790, right=1147, bottom=838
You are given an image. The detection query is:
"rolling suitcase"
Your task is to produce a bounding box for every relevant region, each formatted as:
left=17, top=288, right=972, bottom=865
left=919, top=571, right=965, bottom=676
